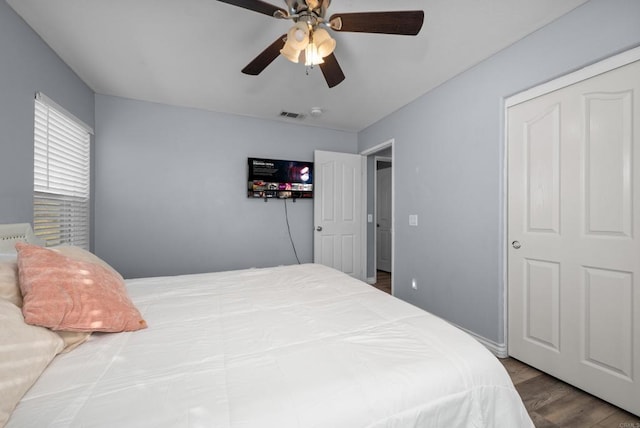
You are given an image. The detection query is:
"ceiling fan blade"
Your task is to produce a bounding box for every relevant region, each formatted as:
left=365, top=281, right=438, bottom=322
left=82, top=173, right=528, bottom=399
left=319, top=53, right=345, bottom=88
left=241, top=35, right=286, bottom=75
left=217, top=0, right=287, bottom=18
left=329, top=11, right=424, bottom=35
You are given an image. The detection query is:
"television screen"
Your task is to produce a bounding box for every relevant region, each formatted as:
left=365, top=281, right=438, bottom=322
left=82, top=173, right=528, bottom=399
left=247, top=157, right=313, bottom=199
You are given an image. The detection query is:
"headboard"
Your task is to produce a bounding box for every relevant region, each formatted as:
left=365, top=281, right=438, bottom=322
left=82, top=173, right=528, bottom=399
left=0, top=223, right=45, bottom=254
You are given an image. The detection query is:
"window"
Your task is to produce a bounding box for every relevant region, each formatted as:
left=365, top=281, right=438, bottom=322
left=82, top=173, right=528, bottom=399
left=33, top=93, right=92, bottom=249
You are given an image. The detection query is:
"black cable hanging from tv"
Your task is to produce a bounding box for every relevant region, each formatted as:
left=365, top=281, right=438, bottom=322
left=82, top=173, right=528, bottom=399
left=283, top=198, right=301, bottom=264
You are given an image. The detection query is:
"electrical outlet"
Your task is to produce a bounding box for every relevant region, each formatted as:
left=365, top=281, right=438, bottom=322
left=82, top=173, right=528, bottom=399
left=411, top=278, right=417, bottom=290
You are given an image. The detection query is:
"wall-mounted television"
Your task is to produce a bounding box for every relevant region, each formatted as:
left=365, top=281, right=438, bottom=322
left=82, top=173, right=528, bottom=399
left=248, top=157, right=313, bottom=199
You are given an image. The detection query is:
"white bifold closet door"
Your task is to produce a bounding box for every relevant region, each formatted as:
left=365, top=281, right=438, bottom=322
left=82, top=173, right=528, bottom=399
left=508, top=58, right=640, bottom=416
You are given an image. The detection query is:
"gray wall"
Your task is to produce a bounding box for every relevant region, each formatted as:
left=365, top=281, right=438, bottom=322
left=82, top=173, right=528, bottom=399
left=0, top=2, right=94, bottom=225
left=358, top=0, right=640, bottom=346
left=94, top=95, right=357, bottom=278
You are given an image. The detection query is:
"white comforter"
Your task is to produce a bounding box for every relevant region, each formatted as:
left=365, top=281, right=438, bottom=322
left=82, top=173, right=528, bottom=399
left=9, top=264, right=533, bottom=427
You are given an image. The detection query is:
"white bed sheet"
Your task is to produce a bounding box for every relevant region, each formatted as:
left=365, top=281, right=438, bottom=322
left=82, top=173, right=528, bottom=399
left=8, top=264, right=533, bottom=428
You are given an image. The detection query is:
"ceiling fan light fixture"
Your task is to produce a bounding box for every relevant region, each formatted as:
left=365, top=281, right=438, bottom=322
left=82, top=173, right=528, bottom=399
left=312, top=28, right=336, bottom=57
left=286, top=22, right=310, bottom=50
left=304, top=41, right=324, bottom=66
left=280, top=42, right=301, bottom=63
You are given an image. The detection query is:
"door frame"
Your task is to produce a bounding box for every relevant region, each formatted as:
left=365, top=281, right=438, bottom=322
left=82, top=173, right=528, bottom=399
left=361, top=139, right=395, bottom=293
left=502, top=45, right=640, bottom=349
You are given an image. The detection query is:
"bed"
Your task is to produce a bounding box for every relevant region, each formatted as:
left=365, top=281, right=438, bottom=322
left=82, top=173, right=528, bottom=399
left=0, top=223, right=533, bottom=427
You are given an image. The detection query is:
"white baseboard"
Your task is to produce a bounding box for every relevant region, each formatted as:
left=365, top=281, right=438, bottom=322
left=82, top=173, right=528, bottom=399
left=451, top=322, right=508, bottom=358
left=473, top=334, right=508, bottom=358
left=366, top=276, right=376, bottom=284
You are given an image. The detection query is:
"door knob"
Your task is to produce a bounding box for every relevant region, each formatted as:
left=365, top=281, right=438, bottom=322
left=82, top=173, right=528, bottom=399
left=316, top=226, right=323, bottom=232
left=512, top=241, right=521, bottom=249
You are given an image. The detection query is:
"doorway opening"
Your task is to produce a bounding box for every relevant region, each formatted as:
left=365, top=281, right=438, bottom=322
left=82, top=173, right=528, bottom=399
left=375, top=157, right=392, bottom=285
left=361, top=140, right=394, bottom=294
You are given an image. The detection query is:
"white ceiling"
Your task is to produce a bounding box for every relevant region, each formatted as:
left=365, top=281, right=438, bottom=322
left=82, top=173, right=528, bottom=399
left=7, top=0, right=588, bottom=132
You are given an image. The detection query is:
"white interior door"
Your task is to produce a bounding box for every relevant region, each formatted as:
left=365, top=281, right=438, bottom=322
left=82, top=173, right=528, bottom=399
left=313, top=150, right=363, bottom=279
left=508, top=59, right=640, bottom=416
left=376, top=161, right=392, bottom=272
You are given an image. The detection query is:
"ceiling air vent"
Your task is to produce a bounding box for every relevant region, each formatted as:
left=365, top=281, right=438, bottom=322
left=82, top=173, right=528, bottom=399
left=279, top=111, right=305, bottom=120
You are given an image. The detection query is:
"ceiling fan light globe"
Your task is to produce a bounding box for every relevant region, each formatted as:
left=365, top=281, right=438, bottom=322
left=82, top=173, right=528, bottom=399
left=312, top=28, right=336, bottom=57
left=280, top=42, right=301, bottom=63
left=304, top=43, right=324, bottom=66
left=287, top=22, right=310, bottom=50
left=317, top=40, right=336, bottom=58
left=294, top=29, right=306, bottom=43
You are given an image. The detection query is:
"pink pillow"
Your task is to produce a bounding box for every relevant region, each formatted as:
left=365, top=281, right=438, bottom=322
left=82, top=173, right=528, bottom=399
left=16, top=242, right=147, bottom=332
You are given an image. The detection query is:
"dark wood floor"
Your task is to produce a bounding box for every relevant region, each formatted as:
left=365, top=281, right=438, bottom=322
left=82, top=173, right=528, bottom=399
left=372, top=270, right=391, bottom=294
left=500, top=357, right=640, bottom=427
left=371, top=271, right=640, bottom=427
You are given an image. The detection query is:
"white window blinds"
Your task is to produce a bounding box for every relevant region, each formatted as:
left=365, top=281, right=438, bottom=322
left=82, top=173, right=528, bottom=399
left=33, top=93, right=92, bottom=249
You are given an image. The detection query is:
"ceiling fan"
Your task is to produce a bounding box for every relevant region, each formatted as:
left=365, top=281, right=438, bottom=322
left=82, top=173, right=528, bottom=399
left=217, top=0, right=424, bottom=88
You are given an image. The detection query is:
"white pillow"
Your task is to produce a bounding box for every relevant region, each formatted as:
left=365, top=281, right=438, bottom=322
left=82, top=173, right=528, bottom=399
left=0, top=253, right=16, bottom=262
left=0, top=260, right=21, bottom=307
left=0, top=299, right=64, bottom=427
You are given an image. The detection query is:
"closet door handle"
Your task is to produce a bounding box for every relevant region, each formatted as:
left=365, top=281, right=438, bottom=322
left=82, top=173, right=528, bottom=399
left=316, top=226, right=323, bottom=232
left=512, top=241, right=521, bottom=249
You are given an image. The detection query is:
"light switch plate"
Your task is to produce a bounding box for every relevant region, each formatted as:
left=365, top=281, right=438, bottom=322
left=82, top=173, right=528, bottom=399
left=409, top=214, right=418, bottom=226
left=368, top=214, right=373, bottom=223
